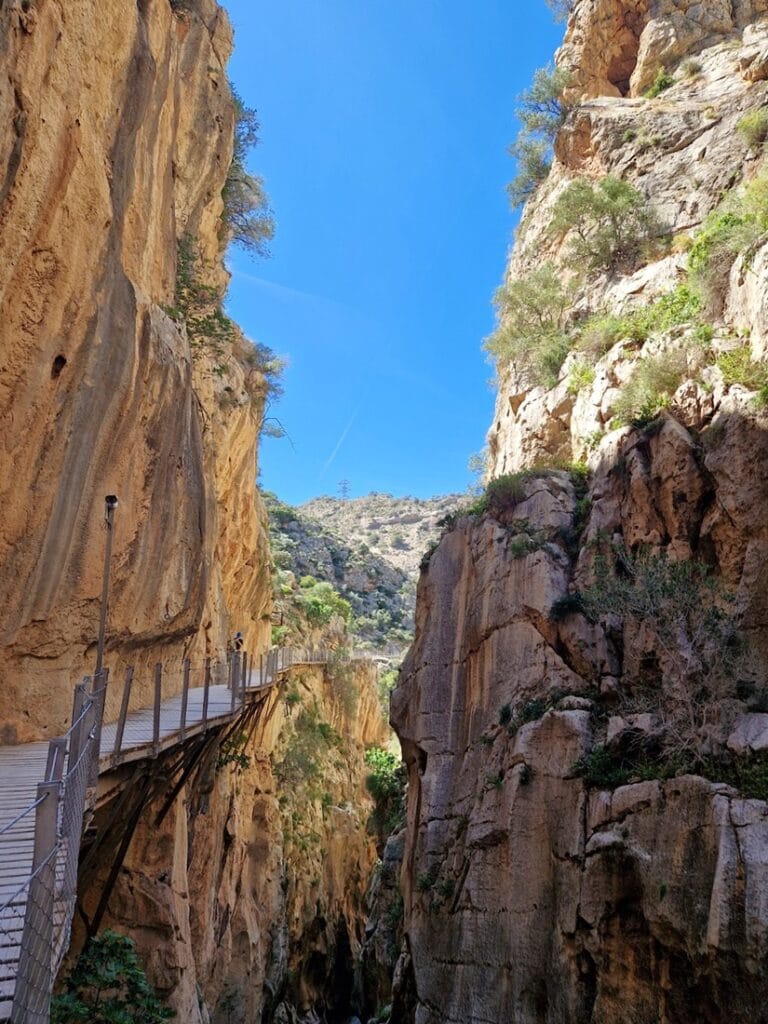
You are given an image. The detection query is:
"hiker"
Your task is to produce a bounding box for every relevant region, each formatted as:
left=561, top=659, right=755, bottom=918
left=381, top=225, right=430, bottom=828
left=233, top=631, right=244, bottom=652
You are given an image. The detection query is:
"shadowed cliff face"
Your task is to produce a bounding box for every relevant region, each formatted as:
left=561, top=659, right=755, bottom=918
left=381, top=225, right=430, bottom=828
left=0, top=0, right=271, bottom=741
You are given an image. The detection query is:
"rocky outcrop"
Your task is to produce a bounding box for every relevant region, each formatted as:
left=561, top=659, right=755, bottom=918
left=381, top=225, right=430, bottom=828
left=0, top=0, right=271, bottom=742
left=75, top=660, right=388, bottom=1024
left=489, top=12, right=768, bottom=478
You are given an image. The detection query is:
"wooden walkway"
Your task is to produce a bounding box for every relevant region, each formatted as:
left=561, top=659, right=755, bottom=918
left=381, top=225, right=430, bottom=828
left=0, top=652, right=318, bottom=1020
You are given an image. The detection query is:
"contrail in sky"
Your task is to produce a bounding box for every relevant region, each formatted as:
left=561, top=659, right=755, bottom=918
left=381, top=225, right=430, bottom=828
left=320, top=406, right=361, bottom=477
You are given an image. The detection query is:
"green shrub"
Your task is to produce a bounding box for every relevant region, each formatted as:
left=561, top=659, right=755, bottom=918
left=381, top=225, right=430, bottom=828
left=549, top=593, right=586, bottom=621
left=52, top=930, right=173, bottom=1024
left=507, top=139, right=553, bottom=209
left=575, top=312, right=631, bottom=357
left=568, top=361, right=596, bottom=394
left=612, top=350, right=687, bottom=426
left=645, top=68, right=674, bottom=98
left=507, top=65, right=572, bottom=208
left=499, top=703, right=513, bottom=726
left=485, top=263, right=574, bottom=383
left=217, top=732, right=251, bottom=772
left=365, top=747, right=406, bottom=841
left=688, top=175, right=768, bottom=314
left=582, top=546, right=744, bottom=756
left=736, top=108, right=768, bottom=149
left=717, top=346, right=768, bottom=400
left=549, top=176, right=662, bottom=272
left=574, top=746, right=631, bottom=788
left=296, top=579, right=352, bottom=626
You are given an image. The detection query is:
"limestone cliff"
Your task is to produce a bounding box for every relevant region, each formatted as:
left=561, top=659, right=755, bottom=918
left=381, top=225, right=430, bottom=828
left=75, top=660, right=389, bottom=1024
left=0, top=0, right=271, bottom=743
left=392, top=3, right=768, bottom=1021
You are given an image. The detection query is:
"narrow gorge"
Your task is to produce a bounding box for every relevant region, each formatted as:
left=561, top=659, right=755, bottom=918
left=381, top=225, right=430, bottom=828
left=2, top=1, right=768, bottom=1023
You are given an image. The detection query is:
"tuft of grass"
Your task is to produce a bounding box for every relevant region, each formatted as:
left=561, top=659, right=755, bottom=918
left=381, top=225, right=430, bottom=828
left=568, top=361, right=596, bottom=395
left=717, top=347, right=768, bottom=405
left=612, top=350, right=687, bottom=426
left=680, top=58, right=703, bottom=80
left=736, top=108, right=768, bottom=149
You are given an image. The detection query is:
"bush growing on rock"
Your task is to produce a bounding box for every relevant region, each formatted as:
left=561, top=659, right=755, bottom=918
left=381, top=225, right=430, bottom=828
left=581, top=546, right=745, bottom=757
left=688, top=173, right=768, bottom=314
left=485, top=263, right=574, bottom=384
left=52, top=930, right=173, bottom=1024
left=736, top=107, right=768, bottom=149
left=644, top=67, right=675, bottom=98
left=611, top=351, right=687, bottom=426
left=550, top=176, right=662, bottom=273
left=716, top=346, right=768, bottom=404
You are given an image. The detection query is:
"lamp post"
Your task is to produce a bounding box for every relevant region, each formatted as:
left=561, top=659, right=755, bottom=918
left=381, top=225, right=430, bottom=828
left=95, top=495, right=118, bottom=675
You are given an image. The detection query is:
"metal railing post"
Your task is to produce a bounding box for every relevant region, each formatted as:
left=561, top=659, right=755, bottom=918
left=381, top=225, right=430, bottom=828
left=68, top=682, right=89, bottom=770
left=202, top=658, right=211, bottom=728
left=230, top=652, right=238, bottom=714
left=152, top=663, right=162, bottom=753
left=13, top=776, right=62, bottom=1023
left=113, top=666, right=134, bottom=759
left=180, top=659, right=190, bottom=740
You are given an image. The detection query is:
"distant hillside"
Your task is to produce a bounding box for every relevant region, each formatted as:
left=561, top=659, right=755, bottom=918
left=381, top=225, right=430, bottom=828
left=266, top=491, right=463, bottom=651
left=300, top=493, right=462, bottom=578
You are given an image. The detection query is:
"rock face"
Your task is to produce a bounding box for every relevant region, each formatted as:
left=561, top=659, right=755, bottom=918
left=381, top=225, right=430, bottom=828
left=392, top=475, right=768, bottom=1023
left=75, top=661, right=388, bottom=1024
left=392, top=2, right=768, bottom=1020
left=0, top=0, right=271, bottom=742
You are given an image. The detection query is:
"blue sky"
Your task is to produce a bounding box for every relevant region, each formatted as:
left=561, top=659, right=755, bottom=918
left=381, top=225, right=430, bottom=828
left=224, top=1, right=563, bottom=505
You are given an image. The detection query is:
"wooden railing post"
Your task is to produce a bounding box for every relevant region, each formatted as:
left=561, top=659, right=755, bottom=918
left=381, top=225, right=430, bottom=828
left=259, top=653, right=264, bottom=688
left=153, top=663, right=162, bottom=753
left=202, top=658, right=211, bottom=728
left=113, top=666, right=134, bottom=760
left=179, top=659, right=190, bottom=741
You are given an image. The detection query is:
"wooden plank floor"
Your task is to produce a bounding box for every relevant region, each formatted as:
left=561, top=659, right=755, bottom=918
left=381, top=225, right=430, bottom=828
left=0, top=664, right=278, bottom=1019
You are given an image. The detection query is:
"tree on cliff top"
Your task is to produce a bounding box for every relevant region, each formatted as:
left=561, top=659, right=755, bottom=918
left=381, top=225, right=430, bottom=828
left=545, top=0, right=575, bottom=22
left=221, top=89, right=275, bottom=257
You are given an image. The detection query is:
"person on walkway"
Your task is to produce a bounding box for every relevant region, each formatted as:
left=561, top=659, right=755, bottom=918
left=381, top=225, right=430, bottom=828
left=233, top=631, right=244, bottom=652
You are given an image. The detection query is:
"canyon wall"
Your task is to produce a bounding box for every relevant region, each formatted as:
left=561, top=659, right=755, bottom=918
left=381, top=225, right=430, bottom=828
left=392, top=2, right=768, bottom=1021
left=75, top=660, right=389, bottom=1024
left=0, top=0, right=271, bottom=743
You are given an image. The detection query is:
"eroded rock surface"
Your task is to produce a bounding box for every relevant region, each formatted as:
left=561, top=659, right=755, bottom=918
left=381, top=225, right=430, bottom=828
left=0, top=0, right=270, bottom=741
